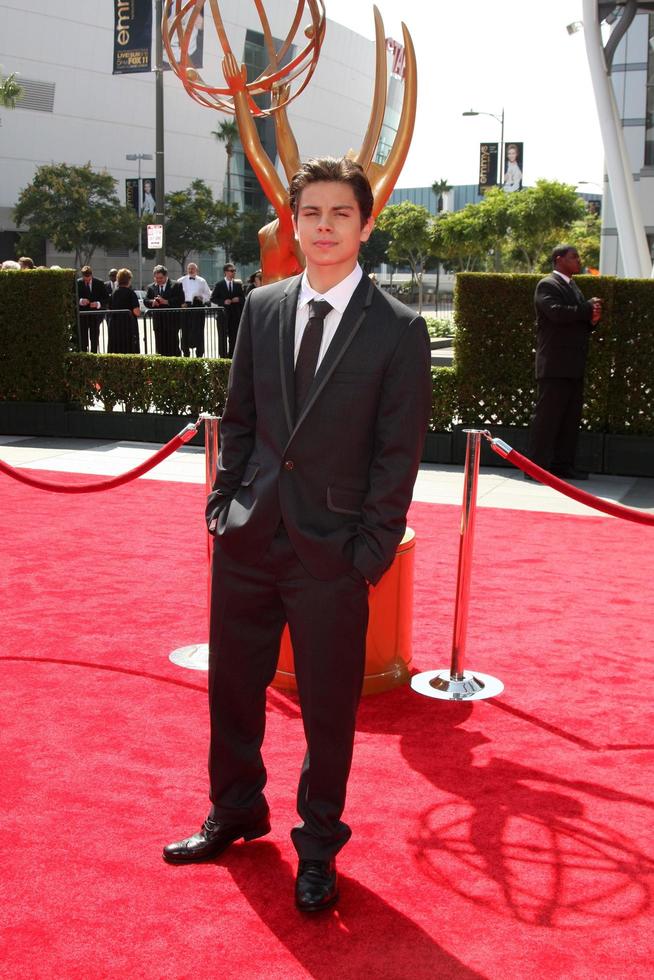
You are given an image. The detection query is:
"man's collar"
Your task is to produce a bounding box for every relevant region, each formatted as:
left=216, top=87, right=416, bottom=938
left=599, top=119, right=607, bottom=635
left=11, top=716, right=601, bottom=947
left=553, top=270, right=571, bottom=284
left=298, top=264, right=363, bottom=315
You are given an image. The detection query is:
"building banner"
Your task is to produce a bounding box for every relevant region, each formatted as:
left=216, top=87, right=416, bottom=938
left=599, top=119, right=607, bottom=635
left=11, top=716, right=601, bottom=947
left=126, top=178, right=156, bottom=215
left=502, top=142, right=523, bottom=193
left=164, top=2, right=206, bottom=70
left=113, top=0, right=152, bottom=74
left=478, top=143, right=498, bottom=194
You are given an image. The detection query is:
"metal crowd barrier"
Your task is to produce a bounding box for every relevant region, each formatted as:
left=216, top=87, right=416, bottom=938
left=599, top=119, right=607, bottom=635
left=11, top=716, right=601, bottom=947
left=76, top=306, right=229, bottom=358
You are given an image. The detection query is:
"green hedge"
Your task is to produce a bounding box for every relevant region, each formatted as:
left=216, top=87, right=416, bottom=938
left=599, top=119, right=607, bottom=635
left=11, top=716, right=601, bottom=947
left=454, top=272, right=654, bottom=436
left=65, top=353, right=231, bottom=415
left=0, top=268, right=75, bottom=400
left=4, top=272, right=654, bottom=437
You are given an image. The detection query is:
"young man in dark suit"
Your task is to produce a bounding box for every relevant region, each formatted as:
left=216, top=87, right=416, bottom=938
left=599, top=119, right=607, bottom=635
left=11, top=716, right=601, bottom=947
left=144, top=265, right=183, bottom=356
left=210, top=263, right=245, bottom=357
left=527, top=244, right=602, bottom=480
left=163, top=157, right=432, bottom=912
left=76, top=265, right=108, bottom=353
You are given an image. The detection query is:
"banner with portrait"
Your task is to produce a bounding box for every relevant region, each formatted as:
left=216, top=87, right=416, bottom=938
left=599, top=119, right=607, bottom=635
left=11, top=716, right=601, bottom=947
left=478, top=143, right=499, bottom=194
left=163, top=1, right=205, bottom=70
left=126, top=178, right=156, bottom=216
left=113, top=0, right=152, bottom=74
left=502, top=142, right=524, bottom=193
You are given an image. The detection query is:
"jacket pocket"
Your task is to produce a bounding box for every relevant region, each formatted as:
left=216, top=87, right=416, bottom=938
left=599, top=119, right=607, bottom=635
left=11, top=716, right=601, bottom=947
left=327, top=485, right=366, bottom=515
left=240, top=461, right=259, bottom=486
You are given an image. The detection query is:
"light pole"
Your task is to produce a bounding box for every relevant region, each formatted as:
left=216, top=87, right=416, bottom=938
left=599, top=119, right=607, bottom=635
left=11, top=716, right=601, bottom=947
left=462, top=107, right=505, bottom=189
left=126, top=153, right=153, bottom=289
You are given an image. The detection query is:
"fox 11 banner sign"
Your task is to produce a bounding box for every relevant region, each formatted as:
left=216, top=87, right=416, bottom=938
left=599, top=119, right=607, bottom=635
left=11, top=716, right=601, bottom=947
left=478, top=143, right=499, bottom=194
left=113, top=0, right=152, bottom=74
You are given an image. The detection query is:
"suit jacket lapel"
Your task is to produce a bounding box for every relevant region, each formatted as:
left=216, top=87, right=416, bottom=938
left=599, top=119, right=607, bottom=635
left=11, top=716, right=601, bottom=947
left=293, top=276, right=374, bottom=433
left=279, top=275, right=302, bottom=435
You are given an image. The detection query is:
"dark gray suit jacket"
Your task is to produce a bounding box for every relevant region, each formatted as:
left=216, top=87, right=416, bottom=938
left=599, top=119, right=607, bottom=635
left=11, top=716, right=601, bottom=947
left=534, top=273, right=595, bottom=380
left=206, top=273, right=432, bottom=585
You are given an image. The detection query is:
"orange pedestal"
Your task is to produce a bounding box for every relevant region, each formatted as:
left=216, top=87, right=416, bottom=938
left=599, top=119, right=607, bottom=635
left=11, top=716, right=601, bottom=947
left=272, top=528, right=416, bottom=696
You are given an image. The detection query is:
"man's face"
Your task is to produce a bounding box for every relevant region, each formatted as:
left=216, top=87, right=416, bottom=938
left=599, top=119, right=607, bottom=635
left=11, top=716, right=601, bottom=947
left=187, top=264, right=198, bottom=276
left=292, top=181, right=373, bottom=277
left=154, top=271, right=167, bottom=287
left=225, top=267, right=235, bottom=280
left=82, top=273, right=92, bottom=284
left=556, top=249, right=582, bottom=277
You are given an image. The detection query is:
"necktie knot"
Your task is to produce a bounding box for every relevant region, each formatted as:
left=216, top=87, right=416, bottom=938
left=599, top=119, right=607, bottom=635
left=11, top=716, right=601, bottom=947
left=309, top=299, right=332, bottom=322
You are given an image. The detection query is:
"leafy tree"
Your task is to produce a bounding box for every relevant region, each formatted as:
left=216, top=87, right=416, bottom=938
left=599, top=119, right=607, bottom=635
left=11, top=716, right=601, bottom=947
left=431, top=178, right=452, bottom=213
left=553, top=212, right=601, bottom=273
left=164, top=179, right=239, bottom=271
left=14, top=162, right=137, bottom=267
left=431, top=202, right=498, bottom=272
left=375, top=202, right=435, bottom=312
left=229, top=208, right=272, bottom=267
left=0, top=70, right=22, bottom=108
left=359, top=225, right=391, bottom=273
left=503, top=180, right=586, bottom=271
left=212, top=120, right=239, bottom=206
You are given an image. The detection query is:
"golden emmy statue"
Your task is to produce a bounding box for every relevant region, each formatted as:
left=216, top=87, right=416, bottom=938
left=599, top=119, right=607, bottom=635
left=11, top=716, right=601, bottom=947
left=163, top=1, right=417, bottom=283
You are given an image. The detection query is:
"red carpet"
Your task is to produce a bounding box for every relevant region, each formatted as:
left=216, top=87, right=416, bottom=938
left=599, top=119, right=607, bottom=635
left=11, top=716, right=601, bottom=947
left=1, top=470, right=653, bottom=979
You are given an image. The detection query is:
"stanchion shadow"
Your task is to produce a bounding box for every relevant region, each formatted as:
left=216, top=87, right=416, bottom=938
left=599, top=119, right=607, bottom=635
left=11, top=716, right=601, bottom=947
left=355, top=687, right=654, bottom=929
left=223, top=840, right=484, bottom=980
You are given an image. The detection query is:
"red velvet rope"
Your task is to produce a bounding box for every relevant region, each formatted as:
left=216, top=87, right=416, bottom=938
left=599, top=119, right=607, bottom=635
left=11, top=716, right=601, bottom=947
left=490, top=441, right=654, bottom=527
left=0, top=424, right=199, bottom=494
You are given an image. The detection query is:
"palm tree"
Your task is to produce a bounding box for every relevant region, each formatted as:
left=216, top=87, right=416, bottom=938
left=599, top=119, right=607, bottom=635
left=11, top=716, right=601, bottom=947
left=212, top=120, right=239, bottom=206
left=0, top=71, right=22, bottom=109
left=431, top=179, right=452, bottom=305
left=431, top=178, right=452, bottom=214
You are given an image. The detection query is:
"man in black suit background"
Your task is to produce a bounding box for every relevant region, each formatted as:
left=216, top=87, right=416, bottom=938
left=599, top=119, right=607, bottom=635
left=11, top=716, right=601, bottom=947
left=163, top=157, right=432, bottom=912
left=527, top=245, right=602, bottom=481
left=144, top=265, right=183, bottom=356
left=76, top=265, right=108, bottom=353
left=211, top=262, right=245, bottom=357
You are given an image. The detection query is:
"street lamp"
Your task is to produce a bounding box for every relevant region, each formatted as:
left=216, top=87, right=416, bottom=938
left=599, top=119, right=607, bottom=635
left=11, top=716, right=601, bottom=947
left=126, top=152, right=153, bottom=289
left=462, top=108, right=505, bottom=189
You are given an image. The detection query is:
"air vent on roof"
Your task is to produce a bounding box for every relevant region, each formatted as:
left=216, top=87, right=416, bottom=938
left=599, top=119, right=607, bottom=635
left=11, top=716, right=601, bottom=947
left=16, top=78, right=55, bottom=113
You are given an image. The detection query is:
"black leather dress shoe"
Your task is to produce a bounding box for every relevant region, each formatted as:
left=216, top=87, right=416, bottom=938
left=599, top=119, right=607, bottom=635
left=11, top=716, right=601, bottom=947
left=295, top=858, right=338, bottom=912
left=551, top=467, right=589, bottom=481
left=163, top=814, right=271, bottom=865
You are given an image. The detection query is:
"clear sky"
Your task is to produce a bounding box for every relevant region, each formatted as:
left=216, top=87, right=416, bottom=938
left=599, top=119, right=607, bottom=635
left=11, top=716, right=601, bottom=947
left=323, top=0, right=605, bottom=191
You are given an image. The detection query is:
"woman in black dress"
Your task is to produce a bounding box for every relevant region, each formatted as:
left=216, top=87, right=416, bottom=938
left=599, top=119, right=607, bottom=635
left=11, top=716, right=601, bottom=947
left=108, top=268, right=141, bottom=354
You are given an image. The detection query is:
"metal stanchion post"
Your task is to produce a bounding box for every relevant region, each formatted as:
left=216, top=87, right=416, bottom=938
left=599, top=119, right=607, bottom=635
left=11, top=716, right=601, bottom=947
left=168, top=413, right=219, bottom=671
left=411, top=428, right=504, bottom=701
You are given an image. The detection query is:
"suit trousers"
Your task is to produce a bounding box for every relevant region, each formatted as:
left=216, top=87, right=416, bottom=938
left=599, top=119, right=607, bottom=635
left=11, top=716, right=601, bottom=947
left=79, top=314, right=101, bottom=354
left=528, top=377, right=584, bottom=472
left=208, top=524, right=369, bottom=860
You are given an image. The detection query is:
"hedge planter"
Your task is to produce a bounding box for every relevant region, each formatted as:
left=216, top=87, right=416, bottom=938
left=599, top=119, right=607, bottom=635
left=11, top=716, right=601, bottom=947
left=0, top=401, right=69, bottom=437
left=603, top=434, right=654, bottom=477
left=422, top=432, right=453, bottom=464
left=64, top=410, right=204, bottom=446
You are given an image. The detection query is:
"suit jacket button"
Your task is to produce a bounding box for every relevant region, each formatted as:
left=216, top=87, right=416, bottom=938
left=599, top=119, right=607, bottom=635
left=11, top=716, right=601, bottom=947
left=284, top=459, right=294, bottom=471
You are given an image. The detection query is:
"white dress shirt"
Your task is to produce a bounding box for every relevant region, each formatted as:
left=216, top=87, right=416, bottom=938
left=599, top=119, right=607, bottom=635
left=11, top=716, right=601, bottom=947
left=294, top=264, right=363, bottom=370
left=178, top=274, right=211, bottom=304
left=552, top=270, right=571, bottom=285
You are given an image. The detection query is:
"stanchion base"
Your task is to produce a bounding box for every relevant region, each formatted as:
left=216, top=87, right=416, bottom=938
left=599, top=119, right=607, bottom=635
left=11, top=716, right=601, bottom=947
left=169, top=643, right=209, bottom=671
left=411, top=668, right=504, bottom=701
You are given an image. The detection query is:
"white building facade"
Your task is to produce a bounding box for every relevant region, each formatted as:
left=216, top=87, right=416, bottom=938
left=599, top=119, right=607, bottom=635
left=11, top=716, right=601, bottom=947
left=0, top=0, right=402, bottom=280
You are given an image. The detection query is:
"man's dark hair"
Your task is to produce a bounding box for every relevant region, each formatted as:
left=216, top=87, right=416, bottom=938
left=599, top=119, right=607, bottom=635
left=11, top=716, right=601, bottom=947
left=223, top=263, right=235, bottom=273
left=551, top=244, right=576, bottom=266
left=289, top=156, right=374, bottom=226
left=153, top=264, right=168, bottom=277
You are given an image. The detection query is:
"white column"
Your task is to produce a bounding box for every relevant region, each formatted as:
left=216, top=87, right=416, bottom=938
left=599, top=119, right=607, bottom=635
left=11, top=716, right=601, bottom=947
left=582, top=0, right=651, bottom=277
